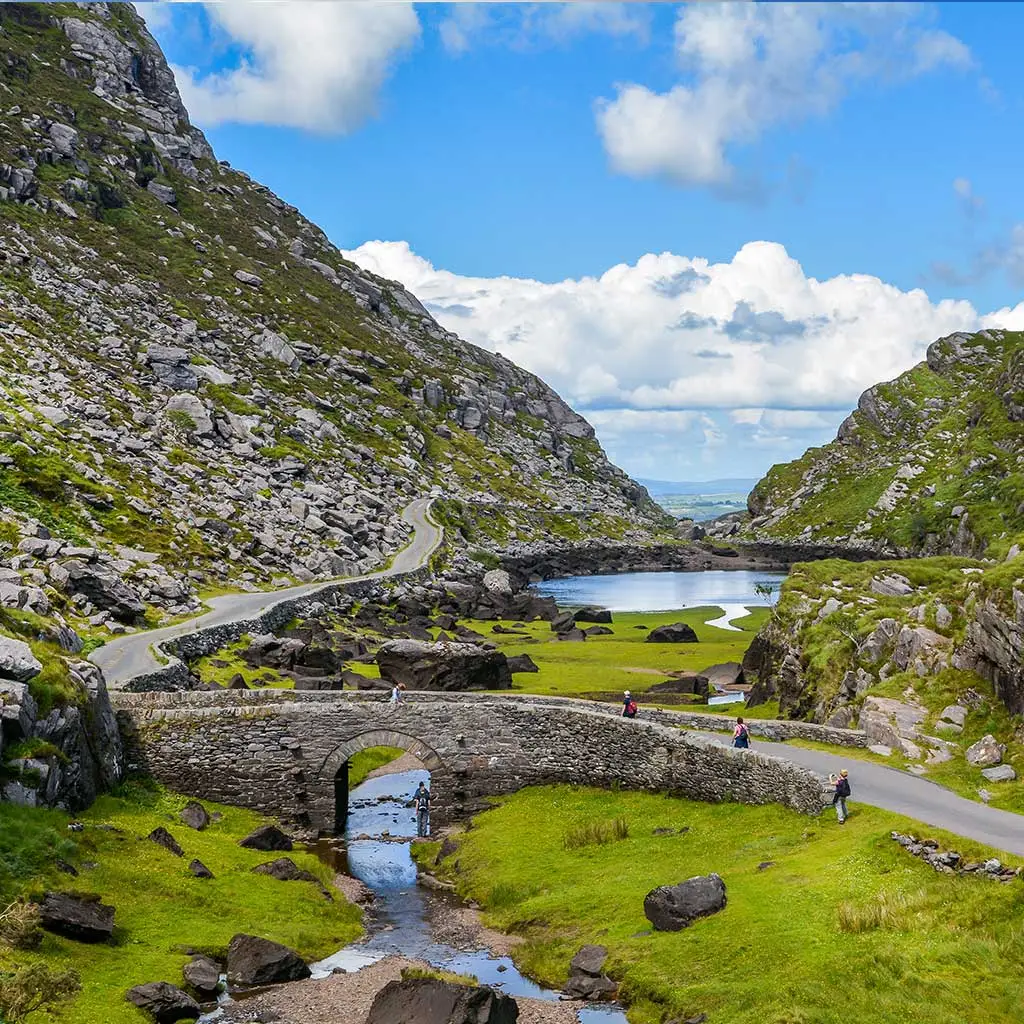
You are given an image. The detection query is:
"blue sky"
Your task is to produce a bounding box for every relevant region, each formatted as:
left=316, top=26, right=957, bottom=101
left=142, top=2, right=1024, bottom=482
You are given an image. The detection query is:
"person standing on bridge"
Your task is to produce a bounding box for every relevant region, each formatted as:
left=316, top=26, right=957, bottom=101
left=390, top=682, right=405, bottom=705
left=732, top=716, right=750, bottom=748
left=829, top=770, right=851, bottom=823
left=622, top=691, right=638, bottom=719
left=415, top=781, right=431, bottom=837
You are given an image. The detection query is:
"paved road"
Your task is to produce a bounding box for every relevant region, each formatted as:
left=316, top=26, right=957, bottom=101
left=692, top=730, right=1024, bottom=856
left=92, top=498, right=442, bottom=688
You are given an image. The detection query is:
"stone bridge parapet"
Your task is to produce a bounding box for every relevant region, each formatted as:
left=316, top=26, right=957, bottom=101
left=112, top=691, right=828, bottom=833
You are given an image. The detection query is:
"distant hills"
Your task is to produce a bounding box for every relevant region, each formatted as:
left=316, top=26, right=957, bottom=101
left=638, top=478, right=757, bottom=497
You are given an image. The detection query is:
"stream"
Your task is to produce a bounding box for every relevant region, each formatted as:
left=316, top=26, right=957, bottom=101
left=205, top=767, right=628, bottom=1022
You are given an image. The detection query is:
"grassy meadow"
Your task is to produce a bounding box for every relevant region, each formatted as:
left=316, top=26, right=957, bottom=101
left=0, top=781, right=362, bottom=1024
left=420, top=785, right=1024, bottom=1024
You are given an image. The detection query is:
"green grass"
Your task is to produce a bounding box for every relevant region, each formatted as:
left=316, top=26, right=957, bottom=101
left=455, top=608, right=769, bottom=699
left=0, top=781, right=362, bottom=1024
left=433, top=785, right=1024, bottom=1024
left=191, top=639, right=288, bottom=689
left=348, top=746, right=404, bottom=789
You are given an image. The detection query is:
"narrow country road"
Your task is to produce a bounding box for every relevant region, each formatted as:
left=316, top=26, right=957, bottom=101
left=92, top=498, right=442, bottom=688
left=692, top=730, right=1024, bottom=856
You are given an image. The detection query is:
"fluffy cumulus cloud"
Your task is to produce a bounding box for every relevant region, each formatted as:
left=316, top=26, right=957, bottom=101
left=596, top=2, right=972, bottom=189
left=168, top=2, right=421, bottom=132
left=346, top=238, right=1024, bottom=479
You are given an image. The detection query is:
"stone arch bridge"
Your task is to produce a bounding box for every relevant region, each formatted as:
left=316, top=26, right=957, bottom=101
left=112, top=691, right=825, bottom=833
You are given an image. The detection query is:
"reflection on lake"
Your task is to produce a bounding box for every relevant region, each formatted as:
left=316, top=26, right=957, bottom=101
left=534, top=569, right=787, bottom=614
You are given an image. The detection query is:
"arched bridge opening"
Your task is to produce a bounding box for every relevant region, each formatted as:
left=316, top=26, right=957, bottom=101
left=318, top=729, right=447, bottom=835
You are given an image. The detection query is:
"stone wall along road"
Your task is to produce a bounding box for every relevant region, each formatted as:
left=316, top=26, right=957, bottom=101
left=112, top=691, right=827, bottom=834
left=92, top=499, right=442, bottom=691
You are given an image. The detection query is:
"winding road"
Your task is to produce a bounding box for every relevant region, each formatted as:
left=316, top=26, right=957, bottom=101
left=693, top=730, right=1024, bottom=856
left=92, top=498, right=442, bottom=688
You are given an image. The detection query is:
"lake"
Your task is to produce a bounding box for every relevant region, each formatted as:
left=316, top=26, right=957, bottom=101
left=534, top=569, right=787, bottom=617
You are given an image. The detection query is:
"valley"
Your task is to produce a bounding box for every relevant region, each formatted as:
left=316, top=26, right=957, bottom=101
left=1, top=5, right=1023, bottom=1024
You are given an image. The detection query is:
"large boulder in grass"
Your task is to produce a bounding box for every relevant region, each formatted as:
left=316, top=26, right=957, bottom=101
left=38, top=891, right=115, bottom=942
left=367, top=977, right=518, bottom=1024
left=252, top=857, right=332, bottom=899
left=148, top=827, right=184, bottom=856
left=645, top=623, right=698, bottom=644
left=179, top=800, right=210, bottom=831
left=648, top=673, right=709, bottom=697
left=574, top=607, right=612, bottom=624
left=507, top=654, right=539, bottom=674
left=644, top=874, right=727, bottom=931
left=0, top=636, right=42, bottom=682
left=238, top=824, right=293, bottom=851
left=126, top=982, right=200, bottom=1023
left=182, top=954, right=222, bottom=1000
left=563, top=944, right=617, bottom=1001
left=226, top=933, right=310, bottom=988
left=376, top=639, right=512, bottom=691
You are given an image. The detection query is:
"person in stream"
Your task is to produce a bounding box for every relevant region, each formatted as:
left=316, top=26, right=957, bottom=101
left=829, top=770, right=851, bottom=823
left=414, top=781, right=431, bottom=837
left=622, top=690, right=638, bottom=719
left=732, top=716, right=751, bottom=748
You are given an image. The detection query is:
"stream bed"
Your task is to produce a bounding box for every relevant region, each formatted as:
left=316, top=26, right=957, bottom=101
left=204, top=768, right=628, bottom=1022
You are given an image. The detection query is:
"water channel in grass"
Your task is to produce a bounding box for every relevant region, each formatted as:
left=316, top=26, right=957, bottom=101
left=309, top=767, right=628, bottom=1022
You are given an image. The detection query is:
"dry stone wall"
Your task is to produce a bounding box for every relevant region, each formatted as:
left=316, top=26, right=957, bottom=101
left=113, top=691, right=829, bottom=833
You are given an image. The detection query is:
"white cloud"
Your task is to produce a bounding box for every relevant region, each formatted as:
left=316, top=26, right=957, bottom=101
left=346, top=237, right=1020, bottom=479
left=171, top=2, right=421, bottom=132
left=596, top=2, right=973, bottom=189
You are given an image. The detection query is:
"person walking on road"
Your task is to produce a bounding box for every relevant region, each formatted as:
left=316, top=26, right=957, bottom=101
left=732, top=716, right=751, bottom=748
left=415, top=781, right=431, bottom=837
left=829, top=770, right=851, bottom=823
left=622, top=690, right=638, bottom=719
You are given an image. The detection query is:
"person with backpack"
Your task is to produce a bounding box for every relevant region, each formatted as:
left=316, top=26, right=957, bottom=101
left=829, top=770, right=851, bottom=823
left=732, top=716, right=750, bottom=748
left=415, top=781, right=431, bottom=837
left=622, top=690, right=638, bottom=719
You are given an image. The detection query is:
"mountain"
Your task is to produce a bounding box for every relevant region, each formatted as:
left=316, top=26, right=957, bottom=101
left=744, top=330, right=1024, bottom=560
left=637, top=478, right=757, bottom=497
left=0, top=1, right=669, bottom=630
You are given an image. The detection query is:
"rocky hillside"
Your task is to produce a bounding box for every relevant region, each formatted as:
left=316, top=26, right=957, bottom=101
left=0, top=2, right=669, bottom=633
left=743, top=556, right=1023, bottom=809
left=743, top=329, right=1024, bottom=560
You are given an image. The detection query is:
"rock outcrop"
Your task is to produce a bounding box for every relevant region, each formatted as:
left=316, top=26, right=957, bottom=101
left=366, top=976, right=518, bottom=1024
left=737, top=329, right=1024, bottom=560
left=376, top=639, right=512, bottom=691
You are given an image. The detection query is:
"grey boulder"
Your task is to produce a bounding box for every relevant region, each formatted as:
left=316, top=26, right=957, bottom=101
left=126, top=981, right=200, bottom=1023
left=238, top=824, right=293, bottom=851
left=645, top=623, right=699, bottom=644
left=966, top=734, right=1005, bottom=768
left=182, top=954, right=222, bottom=999
left=367, top=977, right=518, bottom=1024
left=38, top=891, right=115, bottom=942
left=0, top=636, right=42, bottom=682
left=376, top=639, right=512, bottom=691
left=226, top=933, right=310, bottom=988
left=563, top=944, right=617, bottom=1001
left=643, top=873, right=727, bottom=931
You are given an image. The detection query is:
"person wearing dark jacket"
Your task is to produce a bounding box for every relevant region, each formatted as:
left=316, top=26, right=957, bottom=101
left=415, top=781, right=430, bottom=837
left=829, top=770, right=851, bottom=823
left=622, top=690, right=638, bottom=719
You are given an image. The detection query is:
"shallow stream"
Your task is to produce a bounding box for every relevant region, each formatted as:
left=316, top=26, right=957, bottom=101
left=313, top=768, right=628, bottom=1022
left=203, top=768, right=628, bottom=1022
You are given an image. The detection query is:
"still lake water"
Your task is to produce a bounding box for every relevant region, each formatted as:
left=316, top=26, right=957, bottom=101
left=535, top=569, right=787, bottom=616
